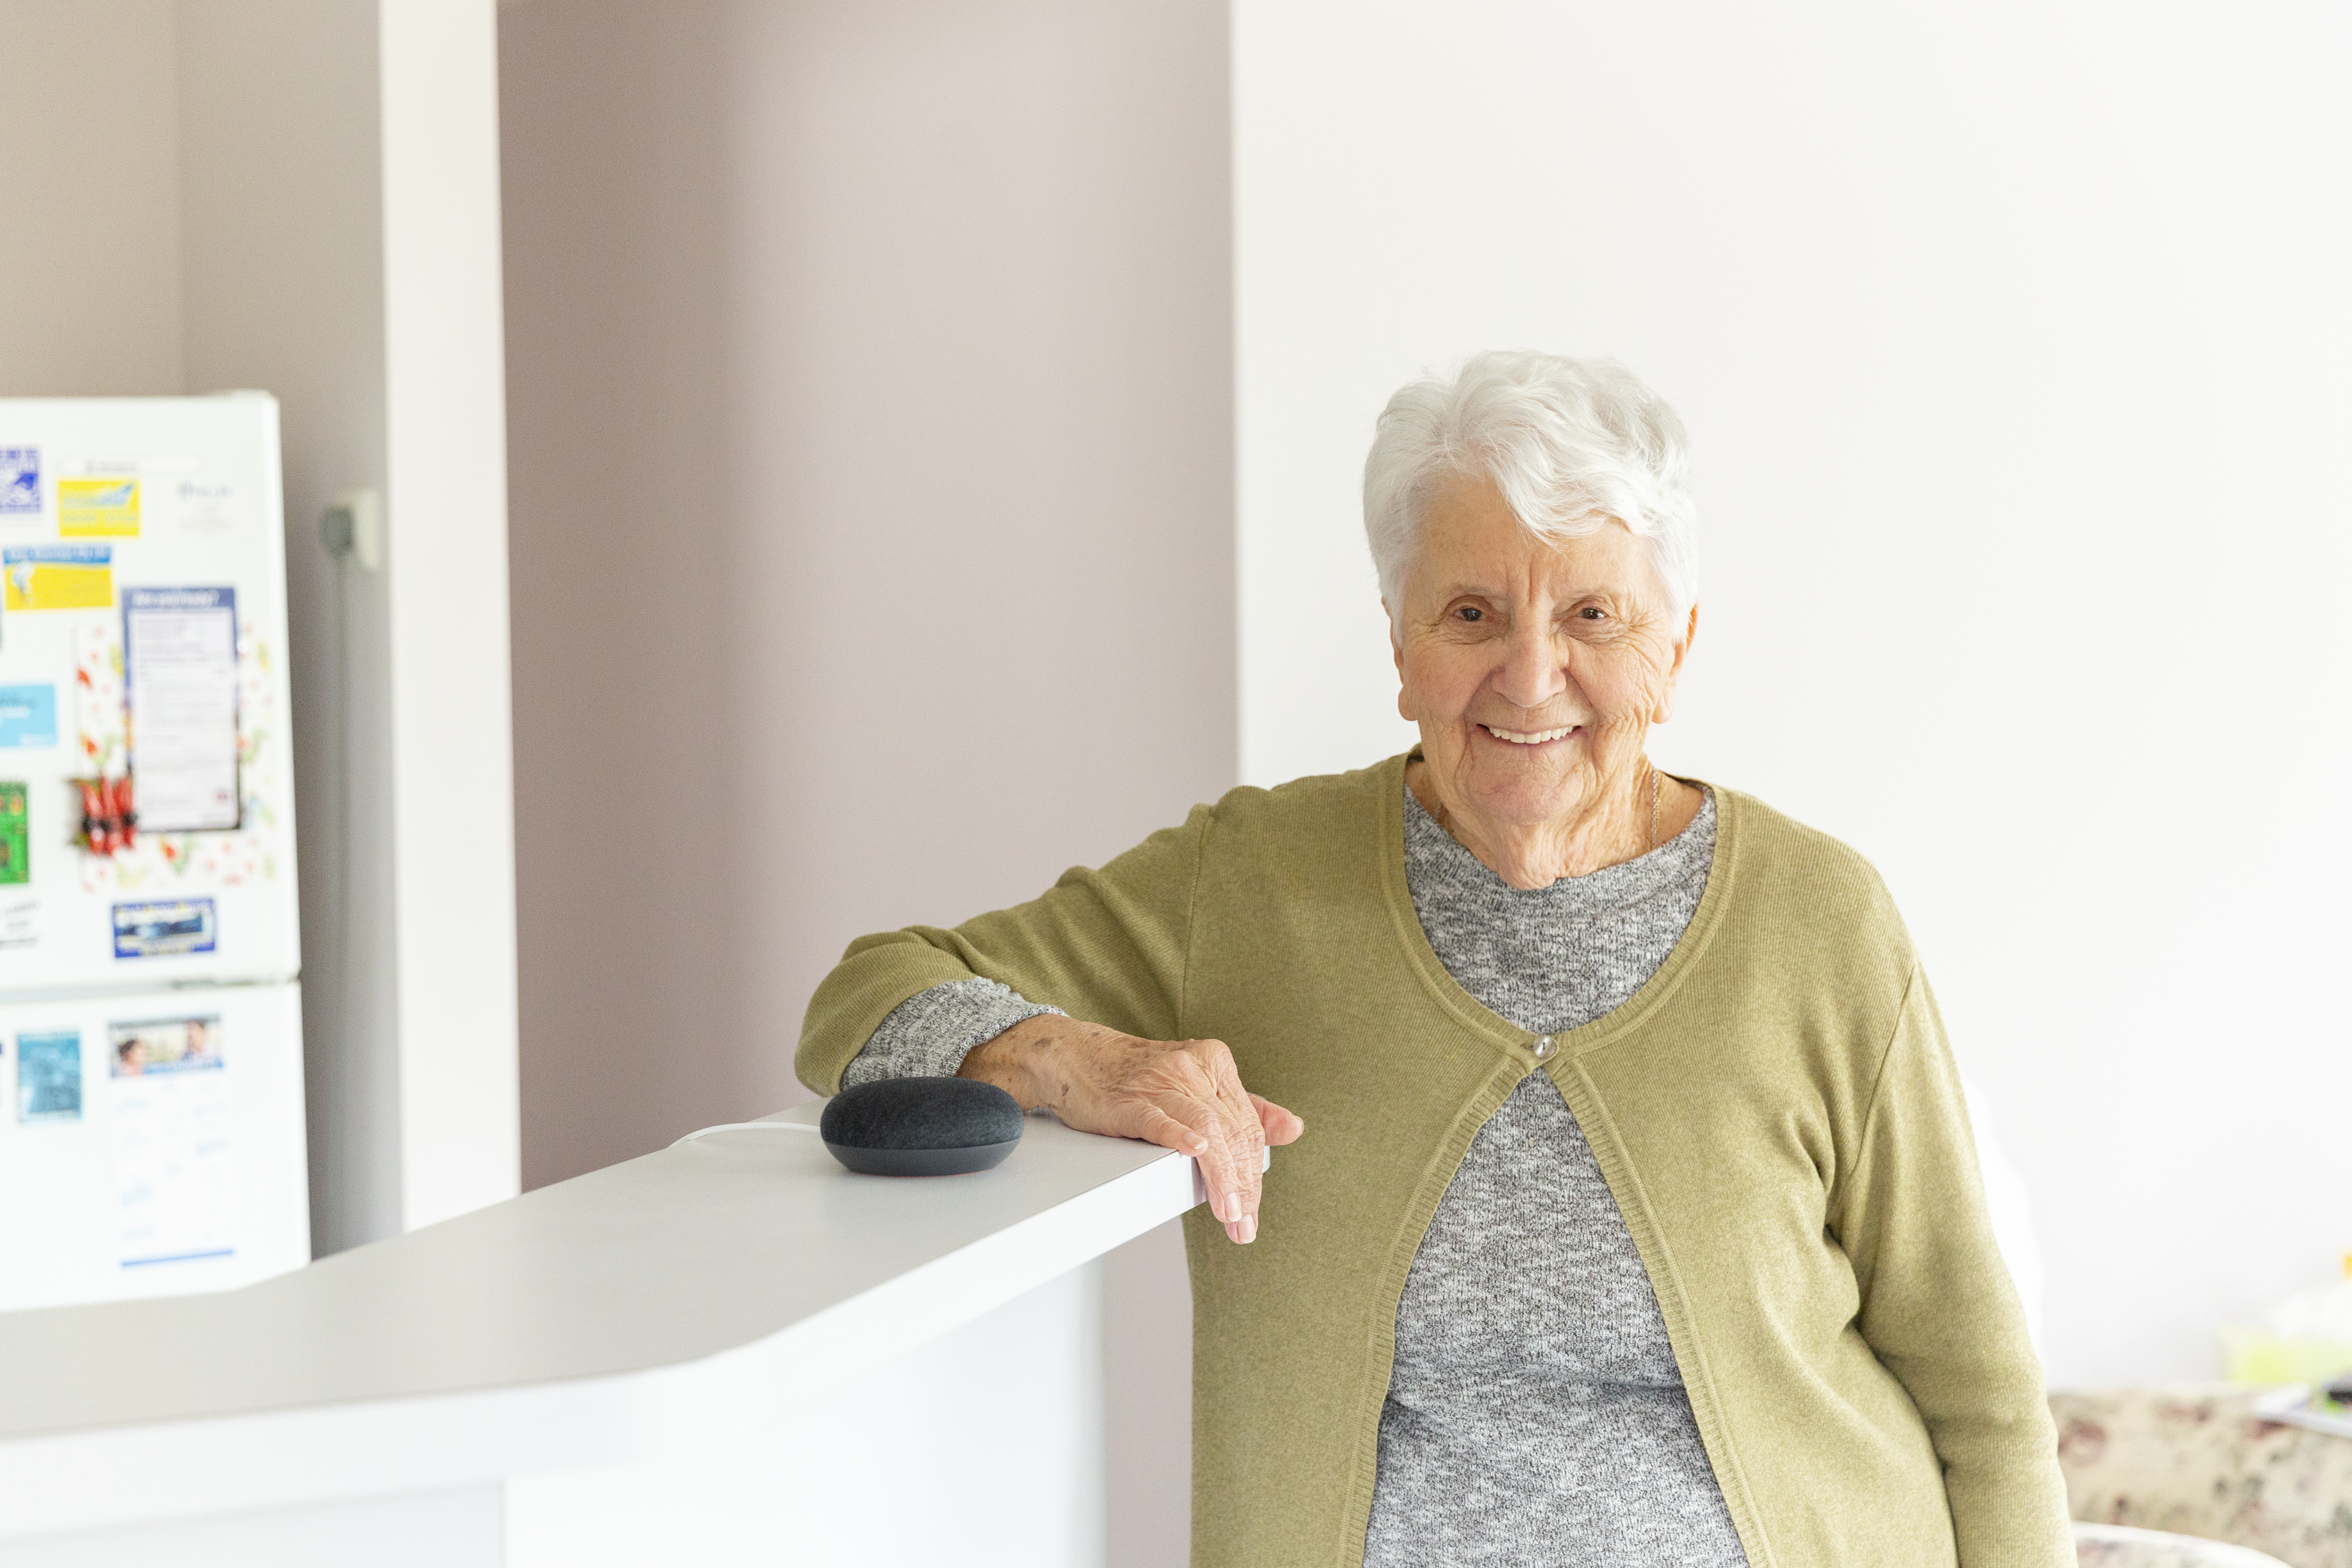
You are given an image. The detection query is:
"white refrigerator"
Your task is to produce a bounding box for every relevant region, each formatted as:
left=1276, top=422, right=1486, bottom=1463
left=0, top=395, right=310, bottom=1312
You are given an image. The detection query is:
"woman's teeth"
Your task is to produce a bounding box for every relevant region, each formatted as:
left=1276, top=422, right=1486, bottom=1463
left=1484, top=724, right=1574, bottom=745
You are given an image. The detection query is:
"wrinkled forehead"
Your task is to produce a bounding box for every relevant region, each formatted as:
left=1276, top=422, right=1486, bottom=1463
left=1408, top=478, right=1658, bottom=603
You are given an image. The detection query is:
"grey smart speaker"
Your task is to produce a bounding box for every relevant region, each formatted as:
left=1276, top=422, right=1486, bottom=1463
left=819, top=1077, right=1025, bottom=1176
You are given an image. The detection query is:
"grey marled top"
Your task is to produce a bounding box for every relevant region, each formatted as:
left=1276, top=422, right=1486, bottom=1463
left=844, top=782, right=1744, bottom=1568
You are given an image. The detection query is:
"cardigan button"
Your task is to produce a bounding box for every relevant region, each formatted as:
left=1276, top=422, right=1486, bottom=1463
left=1532, top=1036, right=1555, bottom=1060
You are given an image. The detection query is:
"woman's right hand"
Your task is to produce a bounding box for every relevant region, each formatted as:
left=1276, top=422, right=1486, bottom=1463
left=959, top=1015, right=1303, bottom=1245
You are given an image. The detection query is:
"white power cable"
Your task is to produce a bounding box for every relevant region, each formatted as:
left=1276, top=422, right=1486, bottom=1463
left=670, top=1120, right=822, bottom=1149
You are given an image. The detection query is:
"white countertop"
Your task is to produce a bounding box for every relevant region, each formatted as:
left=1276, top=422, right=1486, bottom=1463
left=0, top=1105, right=1197, bottom=1543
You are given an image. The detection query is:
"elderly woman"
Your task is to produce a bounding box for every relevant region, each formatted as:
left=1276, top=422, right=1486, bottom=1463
left=797, top=352, right=2071, bottom=1567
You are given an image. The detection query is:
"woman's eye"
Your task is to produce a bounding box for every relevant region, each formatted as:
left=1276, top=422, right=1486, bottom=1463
left=1457, top=606, right=1484, bottom=623
left=1577, top=606, right=1606, bottom=621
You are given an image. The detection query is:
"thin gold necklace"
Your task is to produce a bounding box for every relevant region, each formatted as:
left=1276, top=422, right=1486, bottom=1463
left=1648, top=760, right=1660, bottom=854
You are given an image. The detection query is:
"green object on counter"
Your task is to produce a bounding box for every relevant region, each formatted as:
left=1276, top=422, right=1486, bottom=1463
left=2221, top=1327, right=2352, bottom=1385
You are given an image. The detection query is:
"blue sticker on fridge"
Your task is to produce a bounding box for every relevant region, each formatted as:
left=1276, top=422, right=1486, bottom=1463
left=0, top=448, right=38, bottom=515
left=0, top=684, right=58, bottom=748
left=112, top=898, right=219, bottom=959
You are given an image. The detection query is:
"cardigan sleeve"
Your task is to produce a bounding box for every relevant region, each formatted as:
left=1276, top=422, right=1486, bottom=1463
left=840, top=978, right=1063, bottom=1087
left=1836, top=967, right=2076, bottom=1568
left=795, top=803, right=1213, bottom=1095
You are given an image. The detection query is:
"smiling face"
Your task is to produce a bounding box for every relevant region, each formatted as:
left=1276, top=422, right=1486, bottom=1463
left=1391, top=473, right=1695, bottom=882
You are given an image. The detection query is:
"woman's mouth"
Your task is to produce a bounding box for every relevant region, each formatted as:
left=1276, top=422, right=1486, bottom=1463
left=1478, top=723, right=1578, bottom=746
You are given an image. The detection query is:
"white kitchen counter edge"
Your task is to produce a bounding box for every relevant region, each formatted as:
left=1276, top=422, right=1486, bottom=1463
left=0, top=1141, right=1198, bottom=1544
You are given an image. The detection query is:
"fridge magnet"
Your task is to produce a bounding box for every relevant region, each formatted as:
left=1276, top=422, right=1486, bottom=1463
left=111, top=896, right=215, bottom=959
left=0, top=448, right=37, bottom=516
left=0, top=781, right=26, bottom=884
left=109, top=1015, right=221, bottom=1075
left=74, top=774, right=135, bottom=857
left=4, top=543, right=113, bottom=610
left=0, top=683, right=57, bottom=747
left=57, top=477, right=139, bottom=537
left=0, top=892, right=38, bottom=950
left=16, top=1028, right=82, bottom=1123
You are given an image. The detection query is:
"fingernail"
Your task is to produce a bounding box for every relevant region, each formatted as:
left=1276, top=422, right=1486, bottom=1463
left=1225, top=1220, right=1242, bottom=1243
left=1238, top=1214, right=1257, bottom=1244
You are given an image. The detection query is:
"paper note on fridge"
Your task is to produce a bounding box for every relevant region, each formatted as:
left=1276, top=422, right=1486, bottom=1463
left=4, top=544, right=113, bottom=610
left=0, top=892, right=39, bottom=949
left=124, top=587, right=240, bottom=831
left=112, top=1016, right=232, bottom=1268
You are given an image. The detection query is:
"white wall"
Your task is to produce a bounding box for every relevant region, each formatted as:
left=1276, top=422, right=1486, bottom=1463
left=1234, top=0, right=2352, bottom=1385
left=497, top=2, right=1230, bottom=1560
left=380, top=0, right=520, bottom=1233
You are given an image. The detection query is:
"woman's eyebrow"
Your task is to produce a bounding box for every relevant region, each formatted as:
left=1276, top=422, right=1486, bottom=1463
left=1434, top=578, right=1629, bottom=602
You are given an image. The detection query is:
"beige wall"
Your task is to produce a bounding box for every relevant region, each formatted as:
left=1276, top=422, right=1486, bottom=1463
left=0, top=0, right=183, bottom=395
left=0, top=1, right=183, bottom=399
left=498, top=2, right=1232, bottom=1560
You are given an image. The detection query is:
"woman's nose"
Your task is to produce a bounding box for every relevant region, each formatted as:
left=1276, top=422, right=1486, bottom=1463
left=1494, top=626, right=1567, bottom=710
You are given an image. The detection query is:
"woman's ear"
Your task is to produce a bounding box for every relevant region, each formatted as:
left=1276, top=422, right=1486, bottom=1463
left=1388, top=602, right=1418, bottom=722
left=1651, top=601, right=1699, bottom=724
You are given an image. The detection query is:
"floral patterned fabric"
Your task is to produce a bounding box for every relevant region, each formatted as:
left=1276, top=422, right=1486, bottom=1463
left=2053, top=1386, right=2352, bottom=1568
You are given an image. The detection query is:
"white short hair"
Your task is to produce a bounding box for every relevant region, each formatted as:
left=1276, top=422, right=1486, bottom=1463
left=1363, top=351, right=1697, bottom=629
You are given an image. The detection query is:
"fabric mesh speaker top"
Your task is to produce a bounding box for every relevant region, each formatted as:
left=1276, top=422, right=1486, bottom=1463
left=820, top=1077, right=1025, bottom=1176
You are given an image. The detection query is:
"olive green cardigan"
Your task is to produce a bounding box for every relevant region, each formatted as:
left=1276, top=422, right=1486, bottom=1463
left=798, top=756, right=2074, bottom=1568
